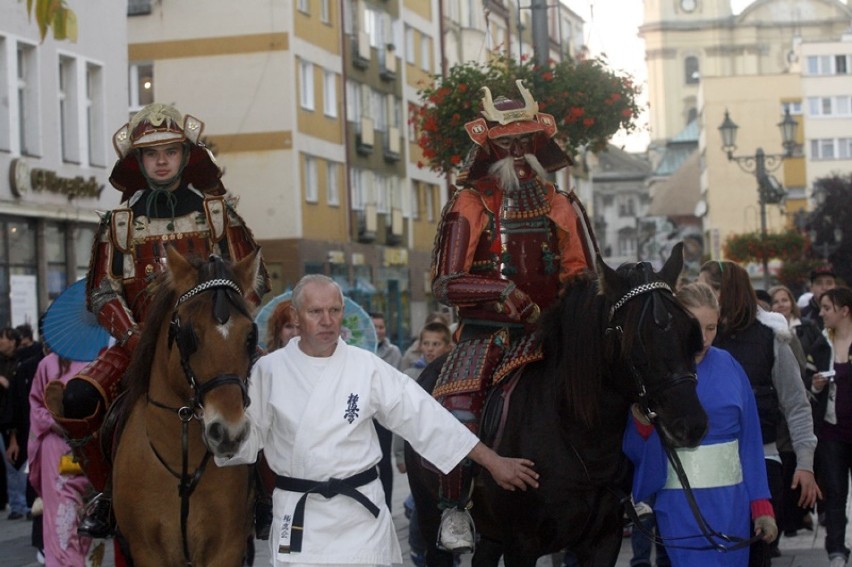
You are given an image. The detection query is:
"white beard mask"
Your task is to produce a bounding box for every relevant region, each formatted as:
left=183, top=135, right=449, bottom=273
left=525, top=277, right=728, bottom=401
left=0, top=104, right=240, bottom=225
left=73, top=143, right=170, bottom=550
left=487, top=154, right=548, bottom=196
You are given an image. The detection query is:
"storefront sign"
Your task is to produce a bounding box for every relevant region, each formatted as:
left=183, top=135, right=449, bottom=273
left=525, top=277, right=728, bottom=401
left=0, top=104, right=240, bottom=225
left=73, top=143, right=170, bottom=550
left=9, top=158, right=104, bottom=200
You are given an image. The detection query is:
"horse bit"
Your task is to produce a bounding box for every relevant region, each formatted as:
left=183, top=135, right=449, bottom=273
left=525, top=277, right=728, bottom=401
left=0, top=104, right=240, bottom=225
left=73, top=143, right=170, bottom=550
left=147, top=276, right=257, bottom=566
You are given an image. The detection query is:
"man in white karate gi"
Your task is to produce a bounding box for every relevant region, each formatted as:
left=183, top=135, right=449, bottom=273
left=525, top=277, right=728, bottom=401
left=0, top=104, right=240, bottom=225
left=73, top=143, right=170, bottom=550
left=217, top=274, right=539, bottom=566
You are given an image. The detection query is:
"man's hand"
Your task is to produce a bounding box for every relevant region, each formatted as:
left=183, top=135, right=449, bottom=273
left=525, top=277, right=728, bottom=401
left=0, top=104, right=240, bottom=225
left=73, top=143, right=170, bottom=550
left=467, top=442, right=539, bottom=492
left=792, top=469, right=822, bottom=508
left=0, top=375, right=9, bottom=389
left=6, top=433, right=19, bottom=463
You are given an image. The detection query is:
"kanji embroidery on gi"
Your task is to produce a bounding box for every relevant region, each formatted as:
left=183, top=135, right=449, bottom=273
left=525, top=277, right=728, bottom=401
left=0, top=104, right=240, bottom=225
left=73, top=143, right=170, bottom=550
left=344, top=393, right=360, bottom=423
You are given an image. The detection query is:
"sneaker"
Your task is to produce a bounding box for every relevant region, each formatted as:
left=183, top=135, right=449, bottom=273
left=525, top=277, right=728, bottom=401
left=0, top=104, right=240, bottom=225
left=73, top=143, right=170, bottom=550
left=7, top=511, right=23, bottom=520
left=36, top=549, right=45, bottom=565
left=829, top=555, right=847, bottom=567
left=633, top=500, right=653, bottom=519
left=437, top=508, right=475, bottom=553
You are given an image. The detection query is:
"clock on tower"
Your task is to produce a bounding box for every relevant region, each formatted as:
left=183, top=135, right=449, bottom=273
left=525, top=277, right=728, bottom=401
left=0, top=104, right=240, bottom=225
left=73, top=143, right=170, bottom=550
left=680, top=0, right=697, bottom=12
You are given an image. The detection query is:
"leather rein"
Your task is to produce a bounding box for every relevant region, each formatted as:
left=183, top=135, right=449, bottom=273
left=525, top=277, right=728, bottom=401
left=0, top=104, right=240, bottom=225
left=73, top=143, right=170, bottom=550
left=610, top=281, right=760, bottom=552
left=146, top=277, right=256, bottom=566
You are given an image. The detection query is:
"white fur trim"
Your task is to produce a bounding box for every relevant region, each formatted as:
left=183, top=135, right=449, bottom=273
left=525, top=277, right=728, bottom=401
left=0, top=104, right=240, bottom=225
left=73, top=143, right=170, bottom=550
left=757, top=308, right=792, bottom=342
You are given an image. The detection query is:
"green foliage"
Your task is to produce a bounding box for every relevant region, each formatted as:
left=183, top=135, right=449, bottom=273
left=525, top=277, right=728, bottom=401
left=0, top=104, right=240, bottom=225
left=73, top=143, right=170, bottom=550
left=20, top=0, right=77, bottom=42
left=411, top=54, right=641, bottom=175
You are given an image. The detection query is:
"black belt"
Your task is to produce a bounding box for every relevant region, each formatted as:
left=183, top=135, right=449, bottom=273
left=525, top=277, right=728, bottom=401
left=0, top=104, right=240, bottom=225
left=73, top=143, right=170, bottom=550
left=275, top=467, right=380, bottom=553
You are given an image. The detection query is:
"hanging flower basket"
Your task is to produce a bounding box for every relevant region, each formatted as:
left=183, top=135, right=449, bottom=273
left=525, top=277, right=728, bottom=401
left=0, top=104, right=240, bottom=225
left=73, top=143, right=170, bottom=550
left=723, top=230, right=806, bottom=264
left=411, top=53, right=641, bottom=176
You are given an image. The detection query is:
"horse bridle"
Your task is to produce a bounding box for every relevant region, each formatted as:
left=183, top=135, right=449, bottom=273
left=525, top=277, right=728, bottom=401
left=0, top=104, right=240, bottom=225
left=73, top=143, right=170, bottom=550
left=147, top=276, right=257, bottom=567
left=607, top=280, right=698, bottom=422
left=610, top=280, right=760, bottom=553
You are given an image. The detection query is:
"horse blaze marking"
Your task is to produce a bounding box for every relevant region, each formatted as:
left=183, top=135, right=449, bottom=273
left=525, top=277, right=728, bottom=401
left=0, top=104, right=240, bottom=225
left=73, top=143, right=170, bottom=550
left=217, top=320, right=232, bottom=340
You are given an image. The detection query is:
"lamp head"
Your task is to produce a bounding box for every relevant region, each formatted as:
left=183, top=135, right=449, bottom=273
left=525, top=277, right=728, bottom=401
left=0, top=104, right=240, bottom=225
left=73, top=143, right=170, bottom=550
left=718, top=109, right=739, bottom=159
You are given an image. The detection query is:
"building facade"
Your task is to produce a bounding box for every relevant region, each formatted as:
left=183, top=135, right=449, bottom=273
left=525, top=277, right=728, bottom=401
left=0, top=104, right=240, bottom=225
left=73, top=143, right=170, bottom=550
left=641, top=0, right=852, bottom=146
left=0, top=2, right=127, bottom=327
left=127, top=0, right=453, bottom=346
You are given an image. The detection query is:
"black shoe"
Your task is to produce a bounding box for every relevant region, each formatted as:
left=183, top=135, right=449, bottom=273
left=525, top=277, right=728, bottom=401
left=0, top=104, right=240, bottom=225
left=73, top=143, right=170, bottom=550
left=7, top=511, right=23, bottom=520
left=77, top=495, right=114, bottom=538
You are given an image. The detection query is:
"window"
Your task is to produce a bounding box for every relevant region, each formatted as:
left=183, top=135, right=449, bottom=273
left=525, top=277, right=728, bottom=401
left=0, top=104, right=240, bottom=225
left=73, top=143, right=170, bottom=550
left=59, top=55, right=80, bottom=163
left=323, top=70, right=337, bottom=117
left=376, top=174, right=388, bottom=213
left=297, top=0, right=309, bottom=14
left=806, top=55, right=834, bottom=75
left=684, top=56, right=699, bottom=85
left=0, top=38, right=9, bottom=151
left=86, top=63, right=106, bottom=166
left=408, top=103, right=419, bottom=141
left=405, top=27, right=415, bottom=65
left=618, top=231, right=637, bottom=257
left=304, top=155, right=318, bottom=203
left=420, top=35, right=431, bottom=72
left=617, top=195, right=636, bottom=217
left=811, top=139, right=836, bottom=160
left=346, top=79, right=360, bottom=122
left=299, top=60, right=314, bottom=110
left=836, top=55, right=848, bottom=74
left=839, top=138, right=852, bottom=159
left=129, top=62, right=154, bottom=112
left=425, top=185, right=435, bottom=222
left=351, top=167, right=364, bottom=210
left=372, top=89, right=387, bottom=132
left=321, top=0, right=330, bottom=24
left=327, top=162, right=340, bottom=206
left=409, top=181, right=420, bottom=220
left=17, top=42, right=40, bottom=156
left=808, top=96, right=852, bottom=117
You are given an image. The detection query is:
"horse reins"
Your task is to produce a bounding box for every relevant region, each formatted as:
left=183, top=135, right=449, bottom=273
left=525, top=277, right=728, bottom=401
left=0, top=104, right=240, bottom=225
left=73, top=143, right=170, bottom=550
left=609, top=279, right=760, bottom=553
left=146, top=275, right=257, bottom=567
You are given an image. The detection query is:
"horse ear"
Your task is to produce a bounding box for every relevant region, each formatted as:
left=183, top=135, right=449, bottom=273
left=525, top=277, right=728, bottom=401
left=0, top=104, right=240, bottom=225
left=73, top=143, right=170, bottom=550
left=658, top=242, right=685, bottom=288
left=165, top=246, right=196, bottom=292
left=596, top=253, right=629, bottom=301
left=233, top=249, right=261, bottom=300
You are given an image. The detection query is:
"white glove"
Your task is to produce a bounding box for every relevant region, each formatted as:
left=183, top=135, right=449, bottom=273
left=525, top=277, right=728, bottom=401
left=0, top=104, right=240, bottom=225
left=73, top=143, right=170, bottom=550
left=754, top=515, right=778, bottom=543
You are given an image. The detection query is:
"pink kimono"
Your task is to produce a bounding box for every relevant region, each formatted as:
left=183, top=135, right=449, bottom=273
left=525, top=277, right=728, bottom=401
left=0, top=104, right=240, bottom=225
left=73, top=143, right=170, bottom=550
left=28, top=353, right=93, bottom=566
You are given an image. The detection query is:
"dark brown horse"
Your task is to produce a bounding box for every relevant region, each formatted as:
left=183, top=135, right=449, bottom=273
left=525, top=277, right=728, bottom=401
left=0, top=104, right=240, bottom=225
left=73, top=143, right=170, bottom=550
left=112, top=247, right=261, bottom=566
left=407, top=244, right=708, bottom=567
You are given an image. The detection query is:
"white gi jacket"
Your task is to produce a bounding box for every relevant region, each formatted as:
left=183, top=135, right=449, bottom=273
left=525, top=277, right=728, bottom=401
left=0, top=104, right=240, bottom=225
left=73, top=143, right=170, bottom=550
left=217, top=337, right=479, bottom=565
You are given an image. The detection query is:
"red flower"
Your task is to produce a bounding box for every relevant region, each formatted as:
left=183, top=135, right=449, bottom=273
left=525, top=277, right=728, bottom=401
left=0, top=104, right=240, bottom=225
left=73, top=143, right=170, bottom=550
left=541, top=71, right=553, bottom=81
left=621, top=109, right=633, bottom=117
left=583, top=117, right=595, bottom=127
left=416, top=161, right=424, bottom=169
left=458, top=83, right=468, bottom=93
left=451, top=155, right=461, bottom=165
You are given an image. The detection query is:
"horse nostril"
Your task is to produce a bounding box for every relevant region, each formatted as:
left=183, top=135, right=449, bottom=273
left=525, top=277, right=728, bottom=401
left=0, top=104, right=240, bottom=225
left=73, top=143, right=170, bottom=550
left=208, top=422, right=224, bottom=444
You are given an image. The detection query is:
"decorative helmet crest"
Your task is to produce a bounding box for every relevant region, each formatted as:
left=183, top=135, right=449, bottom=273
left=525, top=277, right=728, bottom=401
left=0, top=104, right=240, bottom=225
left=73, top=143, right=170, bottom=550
left=457, top=80, right=571, bottom=185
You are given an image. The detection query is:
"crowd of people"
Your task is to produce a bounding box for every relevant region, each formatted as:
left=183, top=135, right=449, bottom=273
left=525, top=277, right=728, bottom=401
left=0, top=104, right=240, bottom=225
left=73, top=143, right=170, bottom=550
left=2, top=91, right=850, bottom=567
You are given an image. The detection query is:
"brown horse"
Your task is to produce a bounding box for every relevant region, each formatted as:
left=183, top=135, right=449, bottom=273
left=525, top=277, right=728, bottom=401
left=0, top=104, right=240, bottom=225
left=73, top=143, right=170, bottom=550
left=112, top=247, right=261, bottom=566
left=407, top=244, right=709, bottom=567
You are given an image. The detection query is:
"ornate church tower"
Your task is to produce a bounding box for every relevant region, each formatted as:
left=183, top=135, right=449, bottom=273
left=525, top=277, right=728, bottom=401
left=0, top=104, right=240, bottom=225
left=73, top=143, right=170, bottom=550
left=640, top=0, right=733, bottom=144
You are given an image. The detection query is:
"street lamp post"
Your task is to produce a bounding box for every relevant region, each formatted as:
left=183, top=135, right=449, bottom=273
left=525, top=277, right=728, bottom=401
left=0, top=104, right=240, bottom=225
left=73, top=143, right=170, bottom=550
left=718, top=107, right=799, bottom=289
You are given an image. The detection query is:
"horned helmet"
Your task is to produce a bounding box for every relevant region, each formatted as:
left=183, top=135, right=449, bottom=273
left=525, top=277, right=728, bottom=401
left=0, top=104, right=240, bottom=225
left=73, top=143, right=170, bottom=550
left=457, top=80, right=571, bottom=185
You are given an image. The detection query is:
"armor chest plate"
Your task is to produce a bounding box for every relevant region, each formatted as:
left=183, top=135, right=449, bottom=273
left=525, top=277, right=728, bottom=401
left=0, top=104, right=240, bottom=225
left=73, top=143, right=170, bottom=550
left=470, top=179, right=561, bottom=310
left=122, top=214, right=216, bottom=320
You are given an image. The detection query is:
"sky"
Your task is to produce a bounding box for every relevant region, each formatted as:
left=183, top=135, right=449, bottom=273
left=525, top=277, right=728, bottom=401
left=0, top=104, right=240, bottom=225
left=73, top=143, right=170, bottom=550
left=564, top=0, right=753, bottom=151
